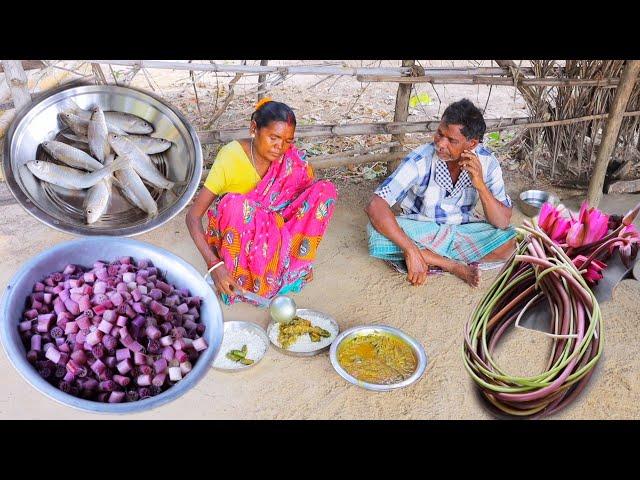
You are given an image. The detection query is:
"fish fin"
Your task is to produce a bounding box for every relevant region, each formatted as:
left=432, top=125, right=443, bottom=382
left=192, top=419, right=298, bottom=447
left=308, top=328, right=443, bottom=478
left=110, top=176, right=123, bottom=190
left=108, top=124, right=128, bottom=135
left=63, top=101, right=81, bottom=115
left=109, top=156, right=131, bottom=172
left=60, top=131, right=89, bottom=144
left=169, top=180, right=189, bottom=190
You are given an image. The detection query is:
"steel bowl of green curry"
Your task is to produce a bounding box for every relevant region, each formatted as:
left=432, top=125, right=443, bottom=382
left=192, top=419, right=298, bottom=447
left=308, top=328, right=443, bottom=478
left=329, top=325, right=427, bottom=391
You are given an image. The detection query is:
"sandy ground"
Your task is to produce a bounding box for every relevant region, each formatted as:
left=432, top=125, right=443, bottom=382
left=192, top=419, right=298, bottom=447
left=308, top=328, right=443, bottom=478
left=1, top=178, right=639, bottom=420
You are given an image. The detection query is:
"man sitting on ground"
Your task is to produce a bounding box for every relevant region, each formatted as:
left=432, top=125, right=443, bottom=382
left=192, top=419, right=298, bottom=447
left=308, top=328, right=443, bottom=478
left=365, top=98, right=516, bottom=287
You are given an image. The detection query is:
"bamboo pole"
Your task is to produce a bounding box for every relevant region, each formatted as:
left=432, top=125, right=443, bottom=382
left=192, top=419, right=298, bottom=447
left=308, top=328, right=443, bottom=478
left=1, top=60, right=31, bottom=181
left=197, top=120, right=439, bottom=143
left=196, top=111, right=640, bottom=144
left=0, top=68, right=74, bottom=154
left=311, top=150, right=407, bottom=170
left=2, top=61, right=32, bottom=111
left=85, top=60, right=574, bottom=78
left=587, top=60, right=640, bottom=207
left=87, top=60, right=413, bottom=77
left=314, top=142, right=399, bottom=159
left=198, top=110, right=640, bottom=173
left=492, top=110, right=640, bottom=130
left=388, top=60, right=415, bottom=172
left=257, top=60, right=269, bottom=101
left=201, top=148, right=407, bottom=175
left=0, top=61, right=45, bottom=73
left=356, top=74, right=628, bottom=87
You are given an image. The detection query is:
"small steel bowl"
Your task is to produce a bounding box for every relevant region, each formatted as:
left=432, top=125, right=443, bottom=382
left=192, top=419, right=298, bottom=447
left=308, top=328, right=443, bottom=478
left=329, top=325, right=427, bottom=392
left=266, top=308, right=340, bottom=357
left=2, top=82, right=202, bottom=237
left=517, top=189, right=559, bottom=218
left=212, top=321, right=269, bottom=372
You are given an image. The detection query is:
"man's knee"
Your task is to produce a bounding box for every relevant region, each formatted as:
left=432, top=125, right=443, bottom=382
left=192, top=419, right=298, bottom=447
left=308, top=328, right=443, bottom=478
left=490, top=238, right=517, bottom=260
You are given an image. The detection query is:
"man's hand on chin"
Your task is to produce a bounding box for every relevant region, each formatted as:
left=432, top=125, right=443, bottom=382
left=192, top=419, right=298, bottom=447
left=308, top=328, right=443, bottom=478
left=459, top=150, right=485, bottom=190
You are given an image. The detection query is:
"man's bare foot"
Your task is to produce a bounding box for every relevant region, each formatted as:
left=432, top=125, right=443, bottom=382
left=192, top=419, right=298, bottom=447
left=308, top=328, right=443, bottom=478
left=448, top=262, right=481, bottom=287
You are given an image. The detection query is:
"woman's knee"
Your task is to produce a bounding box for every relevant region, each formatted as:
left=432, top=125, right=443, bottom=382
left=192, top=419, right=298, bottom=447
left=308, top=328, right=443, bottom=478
left=315, top=180, right=338, bottom=201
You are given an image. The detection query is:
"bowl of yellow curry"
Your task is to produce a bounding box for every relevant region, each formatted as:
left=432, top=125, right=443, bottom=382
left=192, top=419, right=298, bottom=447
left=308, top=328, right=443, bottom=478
left=329, top=325, right=427, bottom=391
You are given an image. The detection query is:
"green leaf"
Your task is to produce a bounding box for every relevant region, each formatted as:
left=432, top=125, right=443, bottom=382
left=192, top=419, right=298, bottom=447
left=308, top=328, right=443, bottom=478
left=487, top=132, right=501, bottom=142
left=409, top=93, right=433, bottom=108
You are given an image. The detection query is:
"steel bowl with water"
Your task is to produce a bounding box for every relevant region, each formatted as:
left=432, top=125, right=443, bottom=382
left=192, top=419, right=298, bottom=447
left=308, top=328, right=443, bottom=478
left=517, top=189, right=559, bottom=218
left=2, top=83, right=203, bottom=236
left=0, top=237, right=224, bottom=414
left=329, top=325, right=427, bottom=391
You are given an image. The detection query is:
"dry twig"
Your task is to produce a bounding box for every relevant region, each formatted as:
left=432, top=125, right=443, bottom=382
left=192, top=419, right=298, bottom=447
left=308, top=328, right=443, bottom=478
left=206, top=73, right=244, bottom=128
left=188, top=60, right=202, bottom=117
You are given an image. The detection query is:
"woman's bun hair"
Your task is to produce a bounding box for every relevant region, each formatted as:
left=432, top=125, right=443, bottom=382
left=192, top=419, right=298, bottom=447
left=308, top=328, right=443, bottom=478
left=251, top=99, right=296, bottom=129
left=255, top=97, right=273, bottom=111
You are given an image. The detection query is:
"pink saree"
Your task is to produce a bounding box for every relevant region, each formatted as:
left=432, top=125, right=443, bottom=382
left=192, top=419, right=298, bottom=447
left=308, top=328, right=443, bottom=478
left=206, top=145, right=337, bottom=304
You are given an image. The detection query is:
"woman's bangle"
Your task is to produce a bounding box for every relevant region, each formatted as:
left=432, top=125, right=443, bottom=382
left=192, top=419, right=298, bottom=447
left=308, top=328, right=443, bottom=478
left=203, top=261, right=225, bottom=283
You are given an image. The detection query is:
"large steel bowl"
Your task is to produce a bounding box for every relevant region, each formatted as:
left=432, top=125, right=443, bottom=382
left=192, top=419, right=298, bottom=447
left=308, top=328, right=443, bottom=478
left=329, top=325, right=427, bottom=392
left=2, top=83, right=202, bottom=237
left=0, top=237, right=224, bottom=414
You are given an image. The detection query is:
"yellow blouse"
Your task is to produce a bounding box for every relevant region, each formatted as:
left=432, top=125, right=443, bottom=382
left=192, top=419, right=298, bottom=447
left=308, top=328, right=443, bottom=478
left=203, top=140, right=261, bottom=195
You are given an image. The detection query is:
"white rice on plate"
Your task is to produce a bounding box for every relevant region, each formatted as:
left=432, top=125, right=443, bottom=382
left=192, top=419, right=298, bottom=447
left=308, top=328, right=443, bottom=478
left=212, top=328, right=267, bottom=369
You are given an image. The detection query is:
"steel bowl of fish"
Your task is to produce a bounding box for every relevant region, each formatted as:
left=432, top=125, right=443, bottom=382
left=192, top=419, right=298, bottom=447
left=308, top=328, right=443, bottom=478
left=2, top=82, right=203, bottom=236
left=329, top=325, right=427, bottom=391
left=266, top=308, right=340, bottom=357
left=212, top=321, right=269, bottom=372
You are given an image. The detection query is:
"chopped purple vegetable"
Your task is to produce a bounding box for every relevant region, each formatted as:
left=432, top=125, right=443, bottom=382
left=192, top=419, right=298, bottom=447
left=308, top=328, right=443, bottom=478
left=17, top=257, right=207, bottom=403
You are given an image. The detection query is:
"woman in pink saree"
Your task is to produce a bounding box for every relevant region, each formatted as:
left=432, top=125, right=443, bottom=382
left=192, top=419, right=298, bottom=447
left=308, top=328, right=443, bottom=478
left=186, top=99, right=337, bottom=304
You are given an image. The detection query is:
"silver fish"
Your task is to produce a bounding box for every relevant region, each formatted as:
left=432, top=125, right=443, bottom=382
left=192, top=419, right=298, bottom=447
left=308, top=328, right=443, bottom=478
left=59, top=112, right=89, bottom=136
left=65, top=104, right=153, bottom=134
left=84, top=155, right=114, bottom=224
left=103, top=112, right=153, bottom=134
left=58, top=131, right=170, bottom=155
left=114, top=163, right=158, bottom=218
left=125, top=135, right=172, bottom=154
left=26, top=157, right=127, bottom=190
left=108, top=133, right=174, bottom=190
left=88, top=106, right=111, bottom=163
left=41, top=141, right=103, bottom=171
left=59, top=131, right=89, bottom=144
left=60, top=110, right=127, bottom=135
